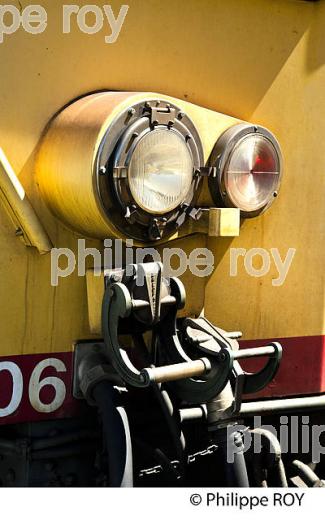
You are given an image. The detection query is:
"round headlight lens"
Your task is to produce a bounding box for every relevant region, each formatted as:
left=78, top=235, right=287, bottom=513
left=128, top=128, right=194, bottom=214
left=225, top=134, right=280, bottom=213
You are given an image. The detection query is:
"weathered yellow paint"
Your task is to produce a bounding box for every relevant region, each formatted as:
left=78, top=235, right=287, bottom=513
left=205, top=1, right=325, bottom=341
left=86, top=269, right=105, bottom=334
left=0, top=0, right=323, bottom=359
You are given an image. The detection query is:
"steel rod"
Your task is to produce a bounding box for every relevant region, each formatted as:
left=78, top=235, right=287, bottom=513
left=180, top=395, right=325, bottom=421
left=141, top=358, right=211, bottom=384
left=239, top=394, right=325, bottom=416
left=234, top=345, right=276, bottom=360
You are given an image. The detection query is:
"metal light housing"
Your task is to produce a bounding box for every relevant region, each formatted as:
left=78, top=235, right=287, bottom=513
left=36, top=92, right=204, bottom=243
left=208, top=124, right=282, bottom=218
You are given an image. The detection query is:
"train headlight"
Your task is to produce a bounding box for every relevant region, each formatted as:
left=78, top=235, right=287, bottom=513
left=108, top=99, right=203, bottom=241
left=208, top=124, right=282, bottom=218
left=128, top=128, right=194, bottom=215
left=36, top=93, right=204, bottom=243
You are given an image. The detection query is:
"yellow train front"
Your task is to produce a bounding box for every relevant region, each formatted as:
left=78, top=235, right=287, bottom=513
left=0, top=0, right=325, bottom=487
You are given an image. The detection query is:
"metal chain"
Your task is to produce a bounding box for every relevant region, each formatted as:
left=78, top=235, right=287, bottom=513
left=139, top=444, right=218, bottom=478
left=187, top=444, right=218, bottom=464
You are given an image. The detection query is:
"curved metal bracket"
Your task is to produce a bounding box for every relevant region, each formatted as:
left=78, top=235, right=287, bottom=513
left=236, top=342, right=283, bottom=395
left=102, top=280, right=148, bottom=387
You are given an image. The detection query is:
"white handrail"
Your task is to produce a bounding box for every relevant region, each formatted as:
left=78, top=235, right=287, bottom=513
left=0, top=148, right=52, bottom=254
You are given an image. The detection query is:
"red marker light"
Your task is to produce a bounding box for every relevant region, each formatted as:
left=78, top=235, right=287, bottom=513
left=224, top=133, right=281, bottom=214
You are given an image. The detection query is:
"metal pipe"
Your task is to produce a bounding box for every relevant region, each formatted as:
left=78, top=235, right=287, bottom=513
left=252, top=428, right=288, bottom=487
left=234, top=345, right=277, bottom=360
left=239, top=394, right=325, bottom=416
left=180, top=405, right=207, bottom=422
left=180, top=394, right=325, bottom=421
left=152, top=384, right=186, bottom=461
left=214, top=428, right=249, bottom=487
left=291, top=460, right=324, bottom=487
left=277, top=460, right=288, bottom=488
left=0, top=148, right=52, bottom=254
left=141, top=358, right=211, bottom=384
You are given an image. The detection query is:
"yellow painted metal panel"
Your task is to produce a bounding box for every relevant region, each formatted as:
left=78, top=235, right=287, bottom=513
left=0, top=0, right=323, bottom=359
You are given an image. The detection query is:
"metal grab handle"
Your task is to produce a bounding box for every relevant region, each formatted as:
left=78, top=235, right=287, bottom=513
left=140, top=358, right=211, bottom=385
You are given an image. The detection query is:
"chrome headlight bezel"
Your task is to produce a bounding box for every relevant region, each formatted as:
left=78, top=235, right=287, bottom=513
left=96, top=99, right=203, bottom=241
left=208, top=123, right=282, bottom=218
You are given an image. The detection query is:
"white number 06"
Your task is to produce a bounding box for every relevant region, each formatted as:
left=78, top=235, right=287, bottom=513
left=0, top=358, right=67, bottom=417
